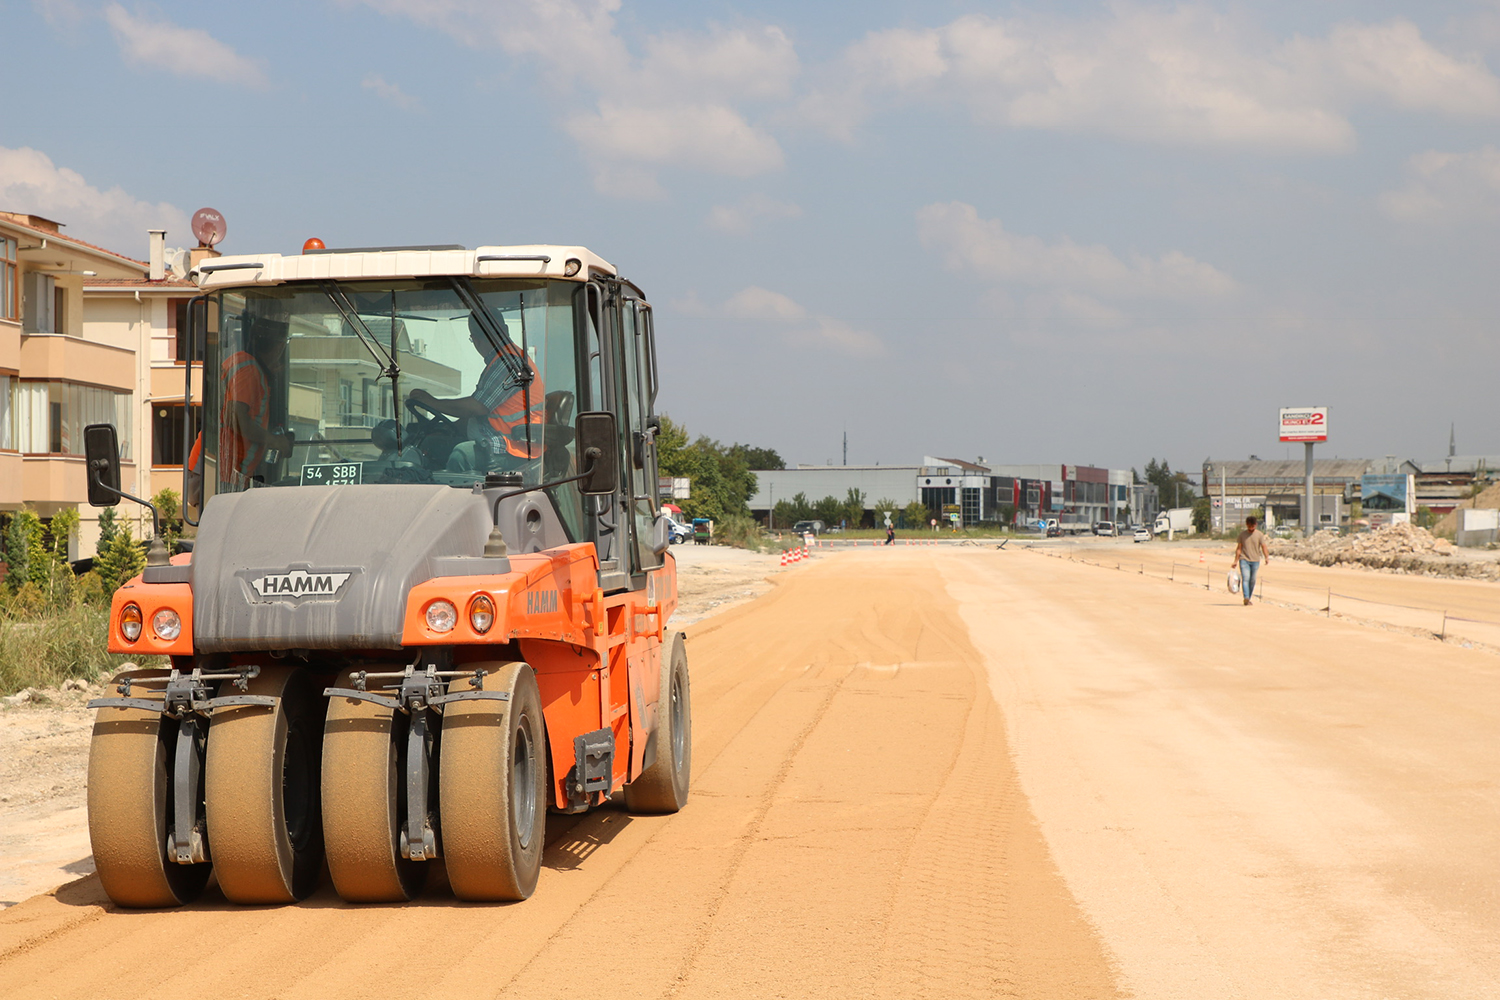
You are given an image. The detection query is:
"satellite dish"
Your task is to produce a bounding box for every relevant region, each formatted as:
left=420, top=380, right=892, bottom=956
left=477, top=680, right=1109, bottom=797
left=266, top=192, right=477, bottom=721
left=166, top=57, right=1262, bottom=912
left=166, top=248, right=189, bottom=277
left=191, top=207, right=226, bottom=247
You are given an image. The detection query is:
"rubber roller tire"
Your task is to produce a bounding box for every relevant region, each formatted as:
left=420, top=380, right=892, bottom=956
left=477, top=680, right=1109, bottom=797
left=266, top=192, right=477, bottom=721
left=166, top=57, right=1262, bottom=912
left=204, top=666, right=325, bottom=904
left=439, top=661, right=548, bottom=901
left=321, top=669, right=427, bottom=903
left=624, top=632, right=692, bottom=814
left=87, top=689, right=211, bottom=908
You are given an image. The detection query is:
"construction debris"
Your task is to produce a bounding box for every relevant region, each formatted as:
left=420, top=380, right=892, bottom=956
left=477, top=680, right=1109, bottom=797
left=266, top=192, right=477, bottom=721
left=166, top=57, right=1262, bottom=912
left=1273, top=523, right=1500, bottom=580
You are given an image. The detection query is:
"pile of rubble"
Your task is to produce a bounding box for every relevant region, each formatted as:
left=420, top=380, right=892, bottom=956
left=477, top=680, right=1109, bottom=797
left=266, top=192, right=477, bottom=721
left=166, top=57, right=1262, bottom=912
left=1272, top=522, right=1500, bottom=580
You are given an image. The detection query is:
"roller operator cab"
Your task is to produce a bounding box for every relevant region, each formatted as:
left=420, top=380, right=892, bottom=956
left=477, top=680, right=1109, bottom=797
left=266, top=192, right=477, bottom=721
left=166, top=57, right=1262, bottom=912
left=82, top=244, right=691, bottom=908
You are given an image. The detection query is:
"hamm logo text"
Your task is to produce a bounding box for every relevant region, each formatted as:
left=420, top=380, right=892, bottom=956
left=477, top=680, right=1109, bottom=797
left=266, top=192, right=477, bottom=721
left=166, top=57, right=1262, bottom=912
left=252, top=571, right=353, bottom=599
left=526, top=590, right=558, bottom=615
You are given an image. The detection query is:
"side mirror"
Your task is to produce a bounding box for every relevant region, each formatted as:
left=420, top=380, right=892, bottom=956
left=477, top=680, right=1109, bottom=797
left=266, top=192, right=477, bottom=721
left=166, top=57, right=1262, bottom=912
left=84, top=423, right=122, bottom=507
left=575, top=411, right=618, bottom=496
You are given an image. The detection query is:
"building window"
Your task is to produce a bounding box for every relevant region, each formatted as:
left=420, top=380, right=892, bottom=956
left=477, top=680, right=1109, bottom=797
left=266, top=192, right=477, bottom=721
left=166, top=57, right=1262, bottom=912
left=0, top=237, right=16, bottom=320
left=153, top=403, right=202, bottom=466
left=23, top=272, right=56, bottom=333
left=920, top=486, right=955, bottom=514
left=12, top=381, right=131, bottom=459
left=0, top=375, right=11, bottom=449
left=962, top=486, right=982, bottom=524
left=170, top=299, right=204, bottom=361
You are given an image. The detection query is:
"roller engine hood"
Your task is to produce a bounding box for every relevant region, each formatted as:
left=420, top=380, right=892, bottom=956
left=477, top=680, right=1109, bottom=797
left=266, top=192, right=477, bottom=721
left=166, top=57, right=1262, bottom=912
left=191, top=485, right=492, bottom=652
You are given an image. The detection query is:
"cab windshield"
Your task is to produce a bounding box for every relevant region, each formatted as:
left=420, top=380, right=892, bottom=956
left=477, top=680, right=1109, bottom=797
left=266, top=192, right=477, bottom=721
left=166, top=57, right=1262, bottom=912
left=200, top=278, right=584, bottom=534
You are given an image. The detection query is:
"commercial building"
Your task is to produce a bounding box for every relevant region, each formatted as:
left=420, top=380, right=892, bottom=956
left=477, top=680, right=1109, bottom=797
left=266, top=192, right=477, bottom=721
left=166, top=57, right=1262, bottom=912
left=747, top=456, right=1138, bottom=531
left=1397, top=456, right=1500, bottom=516
left=1201, top=457, right=1373, bottom=530
left=1, top=212, right=200, bottom=559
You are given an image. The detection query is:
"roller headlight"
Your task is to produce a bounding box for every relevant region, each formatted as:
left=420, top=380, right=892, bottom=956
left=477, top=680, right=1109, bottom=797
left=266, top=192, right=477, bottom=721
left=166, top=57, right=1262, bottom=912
left=426, top=599, right=457, bottom=633
left=469, top=594, right=495, bottom=634
left=152, top=608, right=182, bottom=641
left=120, top=604, right=142, bottom=642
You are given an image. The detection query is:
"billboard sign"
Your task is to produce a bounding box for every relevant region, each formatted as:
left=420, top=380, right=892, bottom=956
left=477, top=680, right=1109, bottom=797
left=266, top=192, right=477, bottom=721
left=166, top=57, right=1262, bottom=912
left=658, top=476, right=691, bottom=499
left=1279, top=406, right=1328, bottom=442
left=1362, top=473, right=1414, bottom=527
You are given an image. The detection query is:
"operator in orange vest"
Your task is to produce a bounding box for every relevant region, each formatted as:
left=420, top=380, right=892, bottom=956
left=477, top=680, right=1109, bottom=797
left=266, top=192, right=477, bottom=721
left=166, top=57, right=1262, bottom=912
left=407, top=313, right=544, bottom=471
left=186, top=314, right=291, bottom=502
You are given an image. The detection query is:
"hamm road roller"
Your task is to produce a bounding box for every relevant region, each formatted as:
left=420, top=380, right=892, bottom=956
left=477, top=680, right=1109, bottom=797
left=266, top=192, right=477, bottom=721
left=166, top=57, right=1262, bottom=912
left=82, top=243, right=690, bottom=906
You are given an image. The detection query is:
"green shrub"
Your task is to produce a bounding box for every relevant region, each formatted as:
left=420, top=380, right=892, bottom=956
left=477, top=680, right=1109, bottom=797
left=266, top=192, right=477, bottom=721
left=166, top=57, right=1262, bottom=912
left=95, top=524, right=147, bottom=593
left=709, top=513, right=767, bottom=551
left=0, top=600, right=164, bottom=695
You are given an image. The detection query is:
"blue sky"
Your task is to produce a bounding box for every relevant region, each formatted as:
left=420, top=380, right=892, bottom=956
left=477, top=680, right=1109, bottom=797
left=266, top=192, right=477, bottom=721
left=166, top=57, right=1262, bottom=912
left=5, top=1, right=1500, bottom=474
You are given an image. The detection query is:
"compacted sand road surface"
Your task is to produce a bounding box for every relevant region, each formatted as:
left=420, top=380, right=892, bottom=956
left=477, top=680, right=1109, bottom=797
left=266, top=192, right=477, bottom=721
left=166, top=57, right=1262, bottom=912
left=3, top=546, right=1498, bottom=999
left=0, top=551, right=1115, bottom=1000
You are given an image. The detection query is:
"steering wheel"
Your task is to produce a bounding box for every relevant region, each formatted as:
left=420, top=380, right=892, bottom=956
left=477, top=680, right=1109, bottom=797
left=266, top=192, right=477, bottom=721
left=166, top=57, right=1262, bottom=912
left=404, top=395, right=458, bottom=430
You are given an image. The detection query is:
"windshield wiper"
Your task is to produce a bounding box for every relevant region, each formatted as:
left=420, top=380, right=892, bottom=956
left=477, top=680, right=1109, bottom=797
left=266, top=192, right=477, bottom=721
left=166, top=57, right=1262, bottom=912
left=448, top=277, right=532, bottom=389
left=318, top=281, right=399, bottom=377
left=318, top=280, right=404, bottom=452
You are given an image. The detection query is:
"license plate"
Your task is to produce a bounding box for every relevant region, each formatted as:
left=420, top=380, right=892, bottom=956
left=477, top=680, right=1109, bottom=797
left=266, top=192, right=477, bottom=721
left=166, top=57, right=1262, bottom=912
left=300, top=462, right=363, bottom=486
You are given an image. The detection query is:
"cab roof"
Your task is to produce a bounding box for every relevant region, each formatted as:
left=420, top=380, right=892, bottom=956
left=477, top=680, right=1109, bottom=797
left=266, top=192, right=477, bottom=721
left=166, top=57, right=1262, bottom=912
left=193, top=244, right=616, bottom=290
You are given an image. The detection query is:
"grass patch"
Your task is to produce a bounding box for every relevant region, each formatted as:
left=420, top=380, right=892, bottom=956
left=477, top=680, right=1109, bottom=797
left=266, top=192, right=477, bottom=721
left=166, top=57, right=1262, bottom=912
left=0, top=602, right=165, bottom=696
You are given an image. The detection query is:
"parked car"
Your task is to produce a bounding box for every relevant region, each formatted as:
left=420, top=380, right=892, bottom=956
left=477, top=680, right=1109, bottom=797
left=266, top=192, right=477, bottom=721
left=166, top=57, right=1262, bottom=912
left=791, top=520, right=824, bottom=536
left=1093, top=520, right=1116, bottom=536
left=1046, top=524, right=1063, bottom=538
left=666, top=517, right=692, bottom=544
left=1133, top=526, right=1151, bottom=543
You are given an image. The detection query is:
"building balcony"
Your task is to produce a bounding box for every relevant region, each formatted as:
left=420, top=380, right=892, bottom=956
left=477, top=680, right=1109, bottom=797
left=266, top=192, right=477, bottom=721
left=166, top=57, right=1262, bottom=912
left=20, top=333, right=134, bottom=391
left=19, top=453, right=136, bottom=516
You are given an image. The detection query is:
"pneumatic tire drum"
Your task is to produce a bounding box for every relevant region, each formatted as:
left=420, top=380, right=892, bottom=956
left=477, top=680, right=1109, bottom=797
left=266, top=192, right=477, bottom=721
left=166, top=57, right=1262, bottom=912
left=624, top=632, right=691, bottom=814
left=87, top=699, right=212, bottom=908
left=204, top=666, right=326, bottom=903
left=321, top=668, right=430, bottom=903
left=439, top=661, right=549, bottom=901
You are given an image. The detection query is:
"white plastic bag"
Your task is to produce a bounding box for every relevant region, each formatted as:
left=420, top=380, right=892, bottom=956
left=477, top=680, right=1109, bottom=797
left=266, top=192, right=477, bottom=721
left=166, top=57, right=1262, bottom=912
left=1227, top=567, right=1241, bottom=593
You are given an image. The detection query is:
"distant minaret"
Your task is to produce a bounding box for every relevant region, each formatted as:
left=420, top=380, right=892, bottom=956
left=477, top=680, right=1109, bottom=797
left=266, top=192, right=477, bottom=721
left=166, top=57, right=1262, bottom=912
left=1450, top=423, right=1456, bottom=458
left=843, top=429, right=847, bottom=466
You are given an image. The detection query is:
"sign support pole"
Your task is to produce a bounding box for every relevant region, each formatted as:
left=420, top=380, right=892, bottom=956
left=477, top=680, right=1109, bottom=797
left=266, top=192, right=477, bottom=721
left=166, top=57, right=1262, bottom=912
left=1303, top=441, right=1315, bottom=538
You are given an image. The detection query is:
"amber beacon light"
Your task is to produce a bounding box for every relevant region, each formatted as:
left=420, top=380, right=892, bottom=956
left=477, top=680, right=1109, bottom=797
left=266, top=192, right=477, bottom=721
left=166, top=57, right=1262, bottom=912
left=303, top=238, right=325, bottom=252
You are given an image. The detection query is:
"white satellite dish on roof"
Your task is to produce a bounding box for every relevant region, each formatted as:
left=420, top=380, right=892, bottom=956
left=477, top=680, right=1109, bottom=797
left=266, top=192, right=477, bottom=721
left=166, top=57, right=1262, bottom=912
left=166, top=248, right=189, bottom=278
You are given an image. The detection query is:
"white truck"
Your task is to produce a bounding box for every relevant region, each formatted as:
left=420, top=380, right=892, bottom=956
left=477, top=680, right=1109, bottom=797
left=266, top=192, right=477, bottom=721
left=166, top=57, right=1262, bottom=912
left=1153, top=507, right=1195, bottom=539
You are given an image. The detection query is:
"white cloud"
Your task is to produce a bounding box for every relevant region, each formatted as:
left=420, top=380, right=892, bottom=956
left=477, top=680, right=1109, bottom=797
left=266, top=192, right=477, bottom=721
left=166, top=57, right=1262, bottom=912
left=800, top=7, right=1500, bottom=152
left=105, top=4, right=266, bottom=87
left=711, top=285, right=882, bottom=356
left=707, top=194, right=802, bottom=234
left=724, top=286, right=806, bottom=322
left=0, top=146, right=189, bottom=257
left=349, top=1, right=792, bottom=194
left=33, top=0, right=87, bottom=30
left=917, top=202, right=1237, bottom=303
left=362, top=73, right=423, bottom=111
left=565, top=101, right=783, bottom=188
left=1300, top=21, right=1500, bottom=117
left=1379, top=146, right=1500, bottom=222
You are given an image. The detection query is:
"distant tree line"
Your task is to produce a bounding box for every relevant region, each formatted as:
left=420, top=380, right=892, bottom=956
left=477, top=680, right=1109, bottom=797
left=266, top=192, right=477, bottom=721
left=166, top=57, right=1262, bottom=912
left=654, top=415, right=782, bottom=523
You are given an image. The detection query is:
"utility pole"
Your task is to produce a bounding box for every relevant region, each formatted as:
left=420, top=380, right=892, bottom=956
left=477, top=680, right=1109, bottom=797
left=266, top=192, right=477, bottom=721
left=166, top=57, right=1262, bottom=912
left=843, top=428, right=847, bottom=466
left=1303, top=441, right=1314, bottom=538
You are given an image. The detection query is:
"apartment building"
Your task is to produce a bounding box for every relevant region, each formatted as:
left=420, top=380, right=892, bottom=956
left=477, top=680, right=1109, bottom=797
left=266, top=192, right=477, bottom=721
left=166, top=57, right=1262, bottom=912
left=0, top=212, right=200, bottom=559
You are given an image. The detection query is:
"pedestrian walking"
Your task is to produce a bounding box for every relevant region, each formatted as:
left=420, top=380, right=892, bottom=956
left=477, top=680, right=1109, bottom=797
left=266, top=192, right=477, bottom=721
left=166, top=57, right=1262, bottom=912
left=1232, top=515, right=1271, bottom=606
left=885, top=524, right=895, bottom=545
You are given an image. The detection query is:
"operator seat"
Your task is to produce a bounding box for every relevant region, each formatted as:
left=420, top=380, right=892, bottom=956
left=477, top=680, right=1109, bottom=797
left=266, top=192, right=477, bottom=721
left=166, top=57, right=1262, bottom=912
left=543, top=390, right=576, bottom=480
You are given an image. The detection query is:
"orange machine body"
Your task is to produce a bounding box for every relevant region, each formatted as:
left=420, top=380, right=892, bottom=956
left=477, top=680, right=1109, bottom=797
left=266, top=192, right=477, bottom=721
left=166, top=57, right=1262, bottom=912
left=107, top=544, right=679, bottom=811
